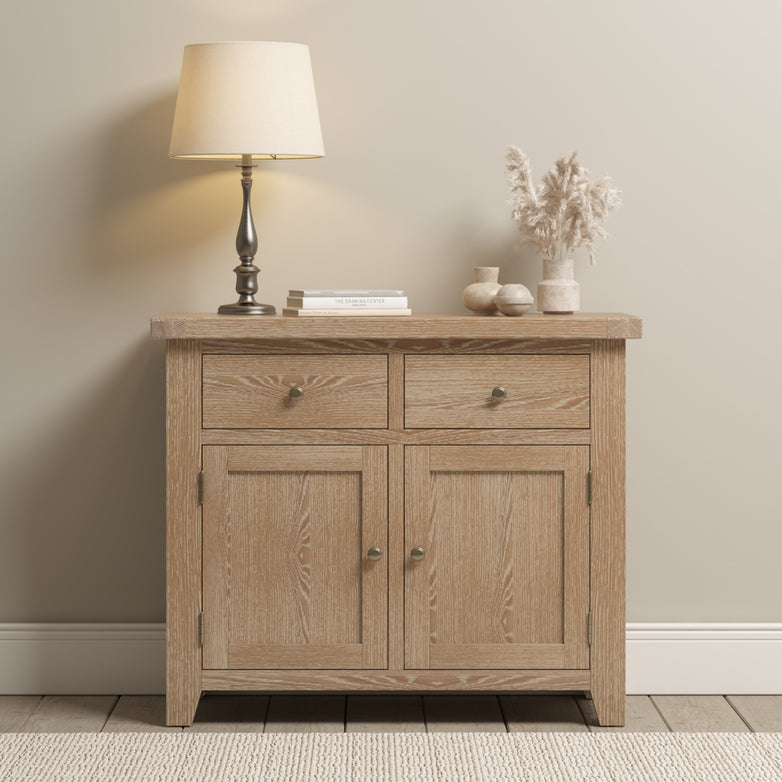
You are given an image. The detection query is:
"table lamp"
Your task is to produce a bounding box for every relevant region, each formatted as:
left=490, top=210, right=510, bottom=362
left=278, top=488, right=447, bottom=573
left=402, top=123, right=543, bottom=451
left=169, top=42, right=325, bottom=314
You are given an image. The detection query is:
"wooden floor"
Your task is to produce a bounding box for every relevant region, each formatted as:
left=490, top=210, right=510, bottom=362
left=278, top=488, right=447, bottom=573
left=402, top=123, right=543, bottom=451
left=1, top=695, right=781, bottom=733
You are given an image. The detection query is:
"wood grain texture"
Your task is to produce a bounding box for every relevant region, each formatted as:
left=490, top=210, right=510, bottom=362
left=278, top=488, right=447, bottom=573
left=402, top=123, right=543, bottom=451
left=187, top=694, right=269, bottom=733
left=226, top=445, right=363, bottom=471
left=579, top=696, right=669, bottom=733
left=165, top=340, right=202, bottom=727
left=428, top=445, right=566, bottom=471
left=151, top=313, right=643, bottom=341
left=264, top=695, right=345, bottom=733
left=405, top=446, right=589, bottom=671
left=563, top=446, right=590, bottom=669
left=404, top=446, right=431, bottom=670
left=500, top=695, right=589, bottom=732
left=651, top=695, right=750, bottom=732
left=0, top=696, right=43, bottom=732
left=589, top=339, right=626, bottom=726
left=423, top=695, right=507, bottom=733
left=346, top=695, right=425, bottom=732
left=362, top=446, right=389, bottom=669
left=387, top=353, right=405, bottom=430
left=201, top=669, right=591, bottom=691
left=20, top=696, right=117, bottom=733
left=202, top=445, right=386, bottom=671
left=405, top=355, right=590, bottom=429
left=202, top=355, right=388, bottom=429
left=388, top=444, right=405, bottom=672
left=161, top=321, right=639, bottom=724
left=102, top=696, right=179, bottom=733
left=200, top=338, right=594, bottom=355
left=200, top=428, right=592, bottom=446
left=727, top=695, right=782, bottom=731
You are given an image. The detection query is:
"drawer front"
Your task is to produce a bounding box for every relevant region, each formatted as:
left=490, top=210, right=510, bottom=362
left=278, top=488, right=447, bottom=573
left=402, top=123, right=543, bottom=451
left=203, top=355, right=388, bottom=428
left=404, top=355, right=590, bottom=429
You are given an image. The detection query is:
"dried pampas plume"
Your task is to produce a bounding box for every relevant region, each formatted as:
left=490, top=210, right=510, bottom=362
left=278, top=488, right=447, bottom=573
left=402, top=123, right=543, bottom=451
left=505, top=146, right=621, bottom=264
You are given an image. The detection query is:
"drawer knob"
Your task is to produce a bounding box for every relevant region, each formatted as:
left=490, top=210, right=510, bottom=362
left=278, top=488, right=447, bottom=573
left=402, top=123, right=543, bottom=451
left=288, top=386, right=304, bottom=401
left=367, top=547, right=382, bottom=562
left=410, top=546, right=425, bottom=562
left=491, top=386, right=506, bottom=400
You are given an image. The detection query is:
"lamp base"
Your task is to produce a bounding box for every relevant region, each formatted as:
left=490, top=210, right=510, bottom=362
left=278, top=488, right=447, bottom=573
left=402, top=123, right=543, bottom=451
left=217, top=302, right=276, bottom=315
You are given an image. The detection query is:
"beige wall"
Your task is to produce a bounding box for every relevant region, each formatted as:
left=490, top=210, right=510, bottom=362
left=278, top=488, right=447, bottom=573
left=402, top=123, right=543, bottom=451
left=1, top=0, right=780, bottom=623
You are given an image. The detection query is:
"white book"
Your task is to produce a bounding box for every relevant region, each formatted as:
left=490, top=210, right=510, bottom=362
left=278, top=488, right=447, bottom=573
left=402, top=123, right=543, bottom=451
left=287, top=296, right=408, bottom=309
left=282, top=308, right=412, bottom=317
left=288, top=289, right=405, bottom=297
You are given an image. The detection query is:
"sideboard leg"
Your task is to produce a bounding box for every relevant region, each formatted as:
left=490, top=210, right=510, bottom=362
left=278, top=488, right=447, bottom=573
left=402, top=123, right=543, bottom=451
left=591, top=681, right=625, bottom=727
left=165, top=339, right=203, bottom=727
left=166, top=686, right=201, bottom=727
left=590, top=340, right=626, bottom=727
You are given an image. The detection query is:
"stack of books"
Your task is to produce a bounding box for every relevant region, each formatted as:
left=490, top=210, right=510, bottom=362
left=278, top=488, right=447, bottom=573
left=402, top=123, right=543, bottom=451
left=282, top=289, right=411, bottom=317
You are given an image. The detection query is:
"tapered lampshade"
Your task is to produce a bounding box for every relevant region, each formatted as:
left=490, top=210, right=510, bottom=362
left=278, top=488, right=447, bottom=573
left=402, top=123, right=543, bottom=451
left=169, top=41, right=324, bottom=160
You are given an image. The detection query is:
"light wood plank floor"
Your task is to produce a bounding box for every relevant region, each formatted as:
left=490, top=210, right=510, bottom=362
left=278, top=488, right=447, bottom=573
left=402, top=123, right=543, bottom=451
left=2, top=695, right=781, bottom=733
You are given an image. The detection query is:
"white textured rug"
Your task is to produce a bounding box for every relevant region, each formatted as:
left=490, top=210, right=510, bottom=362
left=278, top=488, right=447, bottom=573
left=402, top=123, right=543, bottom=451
left=1, top=732, right=781, bottom=781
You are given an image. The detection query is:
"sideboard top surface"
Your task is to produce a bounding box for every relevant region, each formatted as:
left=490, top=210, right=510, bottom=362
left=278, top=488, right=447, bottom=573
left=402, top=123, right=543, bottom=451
left=150, top=313, right=642, bottom=341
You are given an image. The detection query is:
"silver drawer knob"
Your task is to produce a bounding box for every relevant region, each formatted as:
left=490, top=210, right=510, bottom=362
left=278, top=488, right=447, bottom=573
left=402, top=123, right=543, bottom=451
left=367, top=547, right=382, bottom=562
left=289, top=386, right=304, bottom=401
left=491, top=386, right=506, bottom=400
left=410, top=547, right=425, bottom=562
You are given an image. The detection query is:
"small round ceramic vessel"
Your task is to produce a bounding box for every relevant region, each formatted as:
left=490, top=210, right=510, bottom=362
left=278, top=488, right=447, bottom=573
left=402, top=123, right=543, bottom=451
left=494, top=283, right=533, bottom=316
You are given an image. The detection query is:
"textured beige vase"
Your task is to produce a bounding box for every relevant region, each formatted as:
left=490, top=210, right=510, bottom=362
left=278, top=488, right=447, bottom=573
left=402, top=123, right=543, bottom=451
left=494, top=283, right=533, bottom=316
left=462, top=267, right=502, bottom=314
left=537, top=257, right=580, bottom=314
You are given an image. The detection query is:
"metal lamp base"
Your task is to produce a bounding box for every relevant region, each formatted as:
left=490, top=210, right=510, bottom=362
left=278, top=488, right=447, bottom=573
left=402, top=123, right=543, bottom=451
left=217, top=155, right=276, bottom=316
left=218, top=302, right=276, bottom=315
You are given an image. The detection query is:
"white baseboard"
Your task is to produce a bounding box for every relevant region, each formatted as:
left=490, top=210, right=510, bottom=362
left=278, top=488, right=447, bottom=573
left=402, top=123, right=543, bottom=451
left=626, top=623, right=782, bottom=694
left=1, top=623, right=781, bottom=695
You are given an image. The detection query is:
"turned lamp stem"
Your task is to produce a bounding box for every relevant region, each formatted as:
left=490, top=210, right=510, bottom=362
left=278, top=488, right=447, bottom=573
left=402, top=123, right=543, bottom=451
left=217, top=154, right=276, bottom=315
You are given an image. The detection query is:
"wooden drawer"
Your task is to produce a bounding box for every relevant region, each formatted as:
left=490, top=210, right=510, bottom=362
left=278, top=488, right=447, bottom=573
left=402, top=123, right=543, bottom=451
left=404, top=355, right=590, bottom=429
left=202, top=355, right=388, bottom=428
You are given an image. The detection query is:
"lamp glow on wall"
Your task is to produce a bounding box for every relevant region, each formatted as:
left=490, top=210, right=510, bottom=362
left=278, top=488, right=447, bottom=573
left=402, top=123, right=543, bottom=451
left=170, top=42, right=325, bottom=315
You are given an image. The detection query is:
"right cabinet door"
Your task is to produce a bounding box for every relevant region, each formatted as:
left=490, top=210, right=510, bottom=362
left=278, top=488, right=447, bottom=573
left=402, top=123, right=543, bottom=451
left=405, top=445, right=590, bottom=670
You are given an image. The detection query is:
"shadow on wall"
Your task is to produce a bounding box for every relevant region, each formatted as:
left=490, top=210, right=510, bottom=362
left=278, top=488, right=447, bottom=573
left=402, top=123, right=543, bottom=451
left=427, top=214, right=540, bottom=312
left=1, top=339, right=166, bottom=622
left=84, top=91, right=260, bottom=275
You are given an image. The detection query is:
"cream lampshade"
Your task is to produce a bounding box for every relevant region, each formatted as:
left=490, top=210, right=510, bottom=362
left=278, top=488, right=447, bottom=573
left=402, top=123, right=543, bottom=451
left=170, top=42, right=325, bottom=314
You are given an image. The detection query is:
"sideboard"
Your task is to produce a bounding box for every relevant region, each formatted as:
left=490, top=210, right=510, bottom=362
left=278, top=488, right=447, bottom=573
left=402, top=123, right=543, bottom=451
left=151, top=313, right=642, bottom=726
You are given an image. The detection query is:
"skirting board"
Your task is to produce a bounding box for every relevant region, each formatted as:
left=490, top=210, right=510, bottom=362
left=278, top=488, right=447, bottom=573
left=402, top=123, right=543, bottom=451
left=0, top=624, right=164, bottom=695
left=625, top=623, right=782, bottom=695
left=0, top=623, right=780, bottom=695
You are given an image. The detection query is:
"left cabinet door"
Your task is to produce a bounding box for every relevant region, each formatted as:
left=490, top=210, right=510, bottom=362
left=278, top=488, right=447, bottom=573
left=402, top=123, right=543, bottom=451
left=202, top=445, right=387, bottom=670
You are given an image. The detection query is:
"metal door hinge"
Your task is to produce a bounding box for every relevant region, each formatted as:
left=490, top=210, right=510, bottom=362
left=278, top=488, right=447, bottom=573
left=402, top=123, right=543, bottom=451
left=198, top=471, right=205, bottom=505
left=587, top=611, right=593, bottom=646
left=198, top=612, right=204, bottom=647
left=587, top=471, right=593, bottom=505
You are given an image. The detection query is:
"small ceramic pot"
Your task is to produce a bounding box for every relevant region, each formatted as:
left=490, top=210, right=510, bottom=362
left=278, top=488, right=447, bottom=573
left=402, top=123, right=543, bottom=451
left=462, top=267, right=502, bottom=314
left=494, top=283, right=533, bottom=316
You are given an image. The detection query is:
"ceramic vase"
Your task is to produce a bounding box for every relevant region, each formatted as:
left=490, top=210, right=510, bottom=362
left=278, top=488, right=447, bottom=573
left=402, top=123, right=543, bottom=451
left=494, top=283, right=533, bottom=316
left=537, top=257, right=579, bottom=314
left=462, top=267, right=502, bottom=314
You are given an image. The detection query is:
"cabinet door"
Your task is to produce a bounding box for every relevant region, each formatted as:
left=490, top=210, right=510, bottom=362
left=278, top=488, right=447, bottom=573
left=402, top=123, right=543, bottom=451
left=405, top=446, right=589, bottom=670
left=202, top=445, right=387, bottom=670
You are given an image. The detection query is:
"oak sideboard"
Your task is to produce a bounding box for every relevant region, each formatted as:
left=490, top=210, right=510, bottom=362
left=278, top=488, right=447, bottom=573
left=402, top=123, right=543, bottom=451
left=151, top=313, right=642, bottom=726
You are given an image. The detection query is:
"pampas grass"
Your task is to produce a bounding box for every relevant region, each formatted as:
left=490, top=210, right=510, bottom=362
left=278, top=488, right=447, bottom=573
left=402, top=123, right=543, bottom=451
left=505, top=146, right=621, bottom=264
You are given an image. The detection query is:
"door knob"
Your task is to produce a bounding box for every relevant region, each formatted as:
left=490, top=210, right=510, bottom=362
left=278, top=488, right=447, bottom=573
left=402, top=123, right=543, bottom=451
left=410, top=546, right=425, bottom=562
left=491, top=386, right=506, bottom=400
left=367, top=547, right=382, bottom=562
left=289, top=386, right=304, bottom=401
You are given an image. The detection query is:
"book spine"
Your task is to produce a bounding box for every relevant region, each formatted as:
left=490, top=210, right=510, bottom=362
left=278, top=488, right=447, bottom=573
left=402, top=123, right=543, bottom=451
left=282, top=308, right=412, bottom=317
left=288, top=290, right=405, bottom=297
left=288, top=296, right=408, bottom=309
